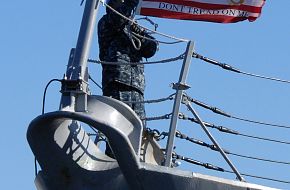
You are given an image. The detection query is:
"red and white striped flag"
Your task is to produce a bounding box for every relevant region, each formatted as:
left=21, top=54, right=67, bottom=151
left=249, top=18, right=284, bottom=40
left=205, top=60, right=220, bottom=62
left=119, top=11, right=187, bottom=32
left=136, top=0, right=266, bottom=23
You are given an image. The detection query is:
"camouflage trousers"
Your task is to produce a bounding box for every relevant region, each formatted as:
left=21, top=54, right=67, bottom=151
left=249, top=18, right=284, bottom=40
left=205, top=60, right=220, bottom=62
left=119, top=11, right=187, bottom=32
left=103, top=81, right=146, bottom=126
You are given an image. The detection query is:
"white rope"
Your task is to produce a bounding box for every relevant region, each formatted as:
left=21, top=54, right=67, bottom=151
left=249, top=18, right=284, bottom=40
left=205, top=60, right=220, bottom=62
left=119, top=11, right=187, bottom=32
left=103, top=1, right=189, bottom=43
left=132, top=31, right=184, bottom=45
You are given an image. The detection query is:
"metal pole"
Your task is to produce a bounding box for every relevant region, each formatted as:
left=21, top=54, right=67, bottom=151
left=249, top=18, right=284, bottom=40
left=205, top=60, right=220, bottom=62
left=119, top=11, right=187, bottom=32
left=68, top=0, right=100, bottom=80
left=60, top=0, right=100, bottom=111
left=164, top=41, right=195, bottom=167
left=184, top=100, right=245, bottom=182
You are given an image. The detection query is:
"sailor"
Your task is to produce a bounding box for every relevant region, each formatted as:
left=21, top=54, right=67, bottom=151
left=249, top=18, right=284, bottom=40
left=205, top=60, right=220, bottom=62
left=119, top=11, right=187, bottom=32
left=98, top=0, right=158, bottom=123
left=98, top=0, right=157, bottom=157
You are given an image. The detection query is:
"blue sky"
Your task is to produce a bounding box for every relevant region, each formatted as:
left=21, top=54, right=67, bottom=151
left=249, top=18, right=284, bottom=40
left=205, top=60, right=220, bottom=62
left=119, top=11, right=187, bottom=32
left=1, top=0, right=290, bottom=189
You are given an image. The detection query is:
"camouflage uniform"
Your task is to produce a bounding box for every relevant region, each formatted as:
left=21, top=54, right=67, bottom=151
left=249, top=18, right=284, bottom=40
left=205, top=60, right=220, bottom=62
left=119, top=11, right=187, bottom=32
left=98, top=0, right=157, bottom=124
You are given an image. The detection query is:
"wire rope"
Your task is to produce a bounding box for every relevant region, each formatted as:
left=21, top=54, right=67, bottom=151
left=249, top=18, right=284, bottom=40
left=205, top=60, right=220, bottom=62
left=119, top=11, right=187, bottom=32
left=123, top=93, right=175, bottom=104
left=229, top=152, right=290, bottom=165
left=224, top=170, right=290, bottom=184
left=185, top=95, right=290, bottom=130
left=238, top=132, right=290, bottom=145
left=240, top=70, right=290, bottom=84
left=231, top=115, right=290, bottom=130
left=182, top=114, right=290, bottom=145
left=174, top=130, right=290, bottom=165
left=193, top=52, right=290, bottom=84
left=175, top=153, right=290, bottom=184
left=142, top=113, right=172, bottom=121
left=88, top=52, right=185, bottom=65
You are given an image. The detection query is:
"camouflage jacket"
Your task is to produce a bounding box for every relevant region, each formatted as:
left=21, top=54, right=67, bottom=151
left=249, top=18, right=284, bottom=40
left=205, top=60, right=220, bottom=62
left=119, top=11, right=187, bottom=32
left=98, top=0, right=156, bottom=93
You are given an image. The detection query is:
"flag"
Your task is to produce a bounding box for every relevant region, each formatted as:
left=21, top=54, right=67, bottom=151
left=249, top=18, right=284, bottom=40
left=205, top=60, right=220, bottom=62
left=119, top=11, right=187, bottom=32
left=136, top=0, right=266, bottom=23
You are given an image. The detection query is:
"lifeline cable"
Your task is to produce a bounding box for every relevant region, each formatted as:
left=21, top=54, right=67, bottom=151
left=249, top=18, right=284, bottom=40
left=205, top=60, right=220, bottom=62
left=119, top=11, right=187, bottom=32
left=193, top=52, right=290, bottom=84
left=179, top=113, right=290, bottom=145
left=237, top=132, right=290, bottom=145
left=173, top=153, right=225, bottom=172
left=185, top=95, right=290, bottom=130
left=174, top=130, right=290, bottom=165
left=231, top=115, right=290, bottom=130
left=224, top=169, right=290, bottom=184
left=88, top=52, right=185, bottom=65
left=229, top=152, right=290, bottom=165
left=174, top=153, right=290, bottom=184
left=123, top=93, right=175, bottom=104
left=142, top=113, right=172, bottom=121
